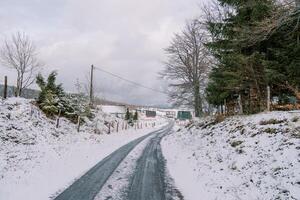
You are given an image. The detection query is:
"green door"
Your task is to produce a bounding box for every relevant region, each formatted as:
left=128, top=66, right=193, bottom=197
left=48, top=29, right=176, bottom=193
left=177, top=111, right=192, bottom=120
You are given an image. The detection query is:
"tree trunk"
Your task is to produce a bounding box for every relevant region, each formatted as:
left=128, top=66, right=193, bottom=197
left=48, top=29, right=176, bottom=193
left=15, top=72, right=20, bottom=97
left=19, top=72, right=24, bottom=97
left=3, top=76, right=7, bottom=99
left=194, top=83, right=202, bottom=117
left=267, top=86, right=271, bottom=111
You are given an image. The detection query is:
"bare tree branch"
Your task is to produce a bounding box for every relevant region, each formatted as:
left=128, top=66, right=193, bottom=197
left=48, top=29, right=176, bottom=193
left=161, top=19, right=212, bottom=116
left=0, top=31, right=42, bottom=96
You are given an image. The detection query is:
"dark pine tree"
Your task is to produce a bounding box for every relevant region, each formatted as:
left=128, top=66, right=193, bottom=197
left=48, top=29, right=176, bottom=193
left=206, top=0, right=278, bottom=114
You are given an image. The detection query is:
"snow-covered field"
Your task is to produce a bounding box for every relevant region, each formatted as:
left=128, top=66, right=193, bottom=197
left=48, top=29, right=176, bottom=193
left=0, top=98, right=164, bottom=200
left=162, top=112, right=300, bottom=200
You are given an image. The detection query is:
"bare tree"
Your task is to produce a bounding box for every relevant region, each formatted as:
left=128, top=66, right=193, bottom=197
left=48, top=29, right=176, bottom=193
left=0, top=32, right=41, bottom=96
left=296, top=0, right=300, bottom=8
left=161, top=19, right=211, bottom=117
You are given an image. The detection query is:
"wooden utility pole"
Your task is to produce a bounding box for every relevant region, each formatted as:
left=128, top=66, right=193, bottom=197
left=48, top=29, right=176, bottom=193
left=89, top=65, right=94, bottom=106
left=3, top=76, right=7, bottom=99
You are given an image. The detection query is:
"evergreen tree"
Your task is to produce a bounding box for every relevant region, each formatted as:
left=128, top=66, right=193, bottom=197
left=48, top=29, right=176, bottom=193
left=36, top=71, right=62, bottom=117
left=205, top=0, right=278, bottom=114
left=133, top=110, right=138, bottom=121
left=39, top=90, right=59, bottom=116
left=125, top=108, right=131, bottom=120
left=36, top=72, right=94, bottom=122
left=263, top=5, right=300, bottom=101
left=36, top=71, right=75, bottom=120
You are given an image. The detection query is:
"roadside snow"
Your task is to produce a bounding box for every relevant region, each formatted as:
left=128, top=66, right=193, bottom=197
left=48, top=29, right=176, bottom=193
left=162, top=112, right=300, bottom=200
left=0, top=97, right=165, bottom=200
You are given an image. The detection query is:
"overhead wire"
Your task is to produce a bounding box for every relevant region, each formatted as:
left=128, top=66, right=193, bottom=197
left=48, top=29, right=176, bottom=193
left=93, top=66, right=169, bottom=95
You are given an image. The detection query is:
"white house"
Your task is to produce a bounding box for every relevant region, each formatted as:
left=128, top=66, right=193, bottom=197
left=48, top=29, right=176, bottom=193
left=99, top=105, right=127, bottom=118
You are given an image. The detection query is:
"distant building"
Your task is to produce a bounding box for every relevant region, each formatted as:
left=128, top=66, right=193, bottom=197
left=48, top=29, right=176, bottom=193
left=99, top=105, right=127, bottom=118
left=145, top=110, right=156, bottom=118
left=177, top=111, right=192, bottom=120
left=165, top=110, right=176, bottom=118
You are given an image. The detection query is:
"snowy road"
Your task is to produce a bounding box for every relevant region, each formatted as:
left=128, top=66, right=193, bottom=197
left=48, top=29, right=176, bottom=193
left=126, top=127, right=170, bottom=200
left=54, top=122, right=175, bottom=200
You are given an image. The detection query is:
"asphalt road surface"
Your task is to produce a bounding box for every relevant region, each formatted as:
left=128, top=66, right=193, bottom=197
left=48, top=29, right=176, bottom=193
left=126, top=126, right=170, bottom=200
left=54, top=122, right=174, bottom=200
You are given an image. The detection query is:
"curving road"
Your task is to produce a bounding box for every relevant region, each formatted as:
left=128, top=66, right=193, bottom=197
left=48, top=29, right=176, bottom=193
left=54, top=123, right=174, bottom=200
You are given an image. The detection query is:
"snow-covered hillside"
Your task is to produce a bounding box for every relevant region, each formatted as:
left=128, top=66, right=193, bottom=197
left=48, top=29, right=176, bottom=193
left=162, top=112, right=300, bottom=200
left=0, top=98, right=164, bottom=200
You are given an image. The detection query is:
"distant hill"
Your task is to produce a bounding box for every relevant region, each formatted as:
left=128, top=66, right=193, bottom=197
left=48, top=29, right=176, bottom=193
left=0, top=84, right=170, bottom=109
left=0, top=84, right=141, bottom=108
left=0, top=85, right=40, bottom=99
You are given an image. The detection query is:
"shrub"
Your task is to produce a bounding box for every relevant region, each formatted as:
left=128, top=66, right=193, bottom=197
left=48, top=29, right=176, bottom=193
left=264, top=128, right=277, bottom=134
left=259, top=118, right=287, bottom=125
left=230, top=140, right=243, bottom=147
left=291, top=116, right=299, bottom=122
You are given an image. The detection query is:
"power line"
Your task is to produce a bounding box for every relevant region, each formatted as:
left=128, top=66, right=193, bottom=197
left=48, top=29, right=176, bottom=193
left=93, top=66, right=168, bottom=95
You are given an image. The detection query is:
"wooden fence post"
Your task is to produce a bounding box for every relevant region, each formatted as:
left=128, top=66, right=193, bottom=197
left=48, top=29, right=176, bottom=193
left=77, top=115, right=81, bottom=132
left=3, top=76, right=8, bottom=99
left=56, top=110, right=61, bottom=128
left=30, top=105, right=34, bottom=117
left=117, top=122, right=119, bottom=132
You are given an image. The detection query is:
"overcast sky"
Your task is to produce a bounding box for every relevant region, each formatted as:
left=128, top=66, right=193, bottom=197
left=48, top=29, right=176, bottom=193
left=0, top=0, right=206, bottom=106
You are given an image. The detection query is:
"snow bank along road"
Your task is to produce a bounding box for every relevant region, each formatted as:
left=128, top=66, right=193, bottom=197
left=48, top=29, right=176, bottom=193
left=54, top=122, right=174, bottom=200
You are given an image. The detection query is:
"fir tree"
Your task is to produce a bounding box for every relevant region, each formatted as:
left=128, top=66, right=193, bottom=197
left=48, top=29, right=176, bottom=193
left=205, top=0, right=278, bottom=114
left=125, top=108, right=131, bottom=120
left=36, top=71, right=61, bottom=117
left=133, top=110, right=138, bottom=121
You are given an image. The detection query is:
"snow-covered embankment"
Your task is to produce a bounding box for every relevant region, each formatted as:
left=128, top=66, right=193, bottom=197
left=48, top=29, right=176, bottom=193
left=0, top=98, right=164, bottom=200
left=162, top=112, right=300, bottom=200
